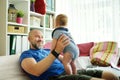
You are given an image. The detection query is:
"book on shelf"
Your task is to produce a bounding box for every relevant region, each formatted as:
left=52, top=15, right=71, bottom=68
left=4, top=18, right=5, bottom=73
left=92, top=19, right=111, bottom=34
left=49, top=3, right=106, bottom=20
left=45, top=14, right=54, bottom=28
left=10, top=35, right=17, bottom=55
left=7, top=36, right=10, bottom=56
left=21, top=36, right=29, bottom=52
left=45, top=14, right=50, bottom=28
left=49, top=14, right=54, bottom=28
left=46, top=0, right=52, bottom=11
left=46, top=0, right=55, bottom=11
left=16, top=36, right=22, bottom=54
left=51, top=0, right=55, bottom=11
left=8, top=35, right=29, bottom=55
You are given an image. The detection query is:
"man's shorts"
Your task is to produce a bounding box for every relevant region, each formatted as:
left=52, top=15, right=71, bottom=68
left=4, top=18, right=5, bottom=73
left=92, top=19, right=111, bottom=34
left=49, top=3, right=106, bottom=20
left=49, top=69, right=103, bottom=80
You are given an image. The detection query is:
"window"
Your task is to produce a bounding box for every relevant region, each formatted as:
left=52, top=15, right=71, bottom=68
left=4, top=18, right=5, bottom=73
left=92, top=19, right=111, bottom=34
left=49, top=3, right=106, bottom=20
left=56, top=0, right=120, bottom=47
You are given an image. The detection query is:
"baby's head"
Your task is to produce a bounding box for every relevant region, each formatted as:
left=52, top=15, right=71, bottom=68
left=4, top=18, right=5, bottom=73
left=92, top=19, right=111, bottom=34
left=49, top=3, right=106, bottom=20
left=55, top=14, right=68, bottom=28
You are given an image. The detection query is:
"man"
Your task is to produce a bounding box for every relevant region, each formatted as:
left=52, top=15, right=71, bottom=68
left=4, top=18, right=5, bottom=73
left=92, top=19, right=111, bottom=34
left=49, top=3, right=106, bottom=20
left=19, top=29, right=118, bottom=80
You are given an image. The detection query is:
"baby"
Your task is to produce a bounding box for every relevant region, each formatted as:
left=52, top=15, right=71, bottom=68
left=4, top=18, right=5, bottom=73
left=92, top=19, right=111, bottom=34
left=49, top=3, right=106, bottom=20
left=51, top=14, right=79, bottom=75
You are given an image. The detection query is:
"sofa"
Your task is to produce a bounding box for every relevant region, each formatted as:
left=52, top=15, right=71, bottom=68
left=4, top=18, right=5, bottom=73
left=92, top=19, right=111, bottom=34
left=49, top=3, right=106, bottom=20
left=0, top=42, right=120, bottom=80
left=0, top=54, right=30, bottom=80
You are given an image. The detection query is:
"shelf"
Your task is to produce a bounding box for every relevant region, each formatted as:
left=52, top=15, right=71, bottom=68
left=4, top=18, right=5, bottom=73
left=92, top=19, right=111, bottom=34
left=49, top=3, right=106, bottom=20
left=7, top=32, right=28, bottom=36
left=8, top=22, right=28, bottom=27
left=9, top=0, right=28, bottom=3
left=46, top=10, right=56, bottom=15
left=30, top=11, right=44, bottom=17
left=30, top=26, right=44, bottom=30
left=45, top=28, right=53, bottom=31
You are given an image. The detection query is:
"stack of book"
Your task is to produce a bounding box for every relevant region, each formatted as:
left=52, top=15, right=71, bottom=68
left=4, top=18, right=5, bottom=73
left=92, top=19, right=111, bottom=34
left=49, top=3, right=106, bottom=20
left=7, top=35, right=29, bottom=55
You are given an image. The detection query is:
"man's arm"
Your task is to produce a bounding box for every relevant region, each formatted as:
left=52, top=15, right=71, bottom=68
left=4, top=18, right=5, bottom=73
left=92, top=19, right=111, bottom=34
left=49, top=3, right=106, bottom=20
left=21, top=34, right=69, bottom=76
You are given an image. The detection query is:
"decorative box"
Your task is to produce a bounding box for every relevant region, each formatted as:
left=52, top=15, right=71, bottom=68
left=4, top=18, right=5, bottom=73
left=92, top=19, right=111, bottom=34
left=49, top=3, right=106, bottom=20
left=8, top=25, right=24, bottom=33
left=30, top=16, right=41, bottom=27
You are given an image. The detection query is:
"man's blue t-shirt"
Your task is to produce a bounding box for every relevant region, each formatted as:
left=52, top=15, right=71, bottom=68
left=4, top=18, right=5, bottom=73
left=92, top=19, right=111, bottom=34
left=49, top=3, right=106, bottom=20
left=19, top=49, right=65, bottom=80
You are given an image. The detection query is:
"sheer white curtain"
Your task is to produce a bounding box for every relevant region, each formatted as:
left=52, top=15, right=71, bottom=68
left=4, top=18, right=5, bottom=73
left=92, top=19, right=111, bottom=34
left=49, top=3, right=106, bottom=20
left=56, top=0, right=120, bottom=46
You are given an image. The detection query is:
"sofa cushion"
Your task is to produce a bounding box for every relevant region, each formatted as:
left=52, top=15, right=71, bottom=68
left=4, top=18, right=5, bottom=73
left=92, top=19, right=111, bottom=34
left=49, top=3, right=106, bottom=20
left=75, top=56, right=92, bottom=70
left=0, top=54, right=30, bottom=80
left=43, top=42, right=51, bottom=49
left=77, top=42, right=94, bottom=56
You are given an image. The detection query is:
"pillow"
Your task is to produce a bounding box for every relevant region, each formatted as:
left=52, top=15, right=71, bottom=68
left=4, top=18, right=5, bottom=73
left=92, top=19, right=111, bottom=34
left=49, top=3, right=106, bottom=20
left=77, top=42, right=94, bottom=56
left=43, top=42, right=51, bottom=49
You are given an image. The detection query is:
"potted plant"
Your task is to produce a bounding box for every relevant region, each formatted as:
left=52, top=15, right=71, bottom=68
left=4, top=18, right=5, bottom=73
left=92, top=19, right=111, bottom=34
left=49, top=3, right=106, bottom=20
left=16, top=10, right=24, bottom=24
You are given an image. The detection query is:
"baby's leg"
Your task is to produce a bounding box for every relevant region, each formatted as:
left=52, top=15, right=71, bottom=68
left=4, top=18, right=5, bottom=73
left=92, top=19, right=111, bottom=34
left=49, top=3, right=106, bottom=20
left=62, top=52, right=72, bottom=75
left=70, top=60, right=77, bottom=74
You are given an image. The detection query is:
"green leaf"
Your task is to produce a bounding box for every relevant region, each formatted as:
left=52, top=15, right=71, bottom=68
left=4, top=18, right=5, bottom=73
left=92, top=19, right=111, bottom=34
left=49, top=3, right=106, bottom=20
left=17, top=10, right=24, bottom=17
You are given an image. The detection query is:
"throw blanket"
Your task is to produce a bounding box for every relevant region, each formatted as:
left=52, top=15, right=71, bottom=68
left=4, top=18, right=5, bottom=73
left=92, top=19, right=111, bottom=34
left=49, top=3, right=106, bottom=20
left=90, top=41, right=119, bottom=66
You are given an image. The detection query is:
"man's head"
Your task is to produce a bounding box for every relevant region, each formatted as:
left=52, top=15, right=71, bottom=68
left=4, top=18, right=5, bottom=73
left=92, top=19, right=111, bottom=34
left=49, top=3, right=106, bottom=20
left=55, top=14, right=68, bottom=28
left=28, top=29, right=44, bottom=49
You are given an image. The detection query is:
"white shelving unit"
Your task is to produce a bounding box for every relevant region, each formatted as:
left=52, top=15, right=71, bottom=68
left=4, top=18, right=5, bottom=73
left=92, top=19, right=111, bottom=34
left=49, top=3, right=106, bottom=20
left=0, top=0, right=55, bottom=56
left=0, top=0, right=29, bottom=56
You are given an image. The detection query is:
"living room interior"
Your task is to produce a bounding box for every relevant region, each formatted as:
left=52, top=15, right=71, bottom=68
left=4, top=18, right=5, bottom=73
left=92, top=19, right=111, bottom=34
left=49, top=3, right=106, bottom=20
left=0, top=0, right=120, bottom=80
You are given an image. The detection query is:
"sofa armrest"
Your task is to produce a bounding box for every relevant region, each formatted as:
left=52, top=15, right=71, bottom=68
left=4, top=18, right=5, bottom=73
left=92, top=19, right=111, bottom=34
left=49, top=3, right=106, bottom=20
left=0, top=54, right=30, bottom=80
